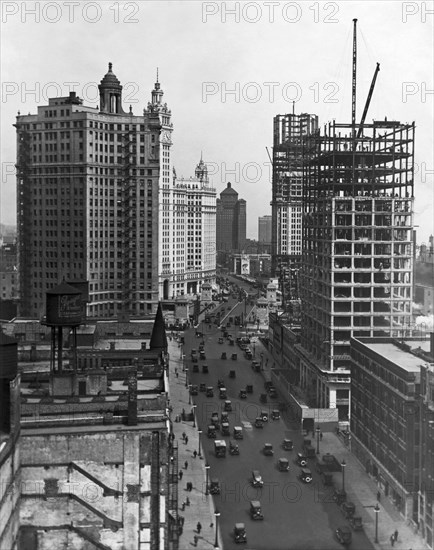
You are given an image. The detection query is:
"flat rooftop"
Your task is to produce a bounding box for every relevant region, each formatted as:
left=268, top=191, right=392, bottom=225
left=363, top=340, right=428, bottom=372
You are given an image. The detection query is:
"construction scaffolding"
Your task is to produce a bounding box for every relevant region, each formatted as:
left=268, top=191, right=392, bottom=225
left=300, top=119, right=415, bottom=371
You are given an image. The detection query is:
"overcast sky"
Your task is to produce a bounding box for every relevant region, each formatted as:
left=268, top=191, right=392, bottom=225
left=1, top=0, right=433, bottom=242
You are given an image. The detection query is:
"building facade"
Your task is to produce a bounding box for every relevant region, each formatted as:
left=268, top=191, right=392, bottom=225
left=271, top=113, right=318, bottom=276
left=258, top=215, right=272, bottom=244
left=216, top=182, right=246, bottom=253
left=420, top=360, right=434, bottom=549
left=159, top=158, right=216, bottom=299
left=16, top=64, right=171, bottom=319
left=297, top=119, right=415, bottom=420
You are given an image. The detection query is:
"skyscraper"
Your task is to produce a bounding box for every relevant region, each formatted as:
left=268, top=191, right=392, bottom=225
left=297, top=118, right=415, bottom=419
left=216, top=182, right=246, bottom=253
left=271, top=113, right=318, bottom=276
left=258, top=215, right=272, bottom=244
left=159, top=157, right=216, bottom=299
left=16, top=64, right=171, bottom=319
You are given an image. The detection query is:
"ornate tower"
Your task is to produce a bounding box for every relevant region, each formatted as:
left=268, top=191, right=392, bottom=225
left=98, top=62, right=125, bottom=114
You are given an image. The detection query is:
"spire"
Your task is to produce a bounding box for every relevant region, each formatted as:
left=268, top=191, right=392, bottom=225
left=156, top=67, right=159, bottom=83
left=149, top=302, right=168, bottom=351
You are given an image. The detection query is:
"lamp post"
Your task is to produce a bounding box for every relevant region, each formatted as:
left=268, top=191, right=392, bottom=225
left=198, top=429, right=202, bottom=457
left=188, top=384, right=192, bottom=405
left=253, top=341, right=256, bottom=358
left=341, top=460, right=346, bottom=493
left=192, top=405, right=197, bottom=427
left=374, top=503, right=380, bottom=543
left=316, top=425, right=321, bottom=454
left=185, top=367, right=189, bottom=388
left=214, top=509, right=220, bottom=548
left=205, top=462, right=210, bottom=495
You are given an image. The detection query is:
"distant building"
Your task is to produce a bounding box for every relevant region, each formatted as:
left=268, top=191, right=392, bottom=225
left=258, top=215, right=272, bottom=244
left=216, top=182, right=246, bottom=253
left=159, top=157, right=216, bottom=299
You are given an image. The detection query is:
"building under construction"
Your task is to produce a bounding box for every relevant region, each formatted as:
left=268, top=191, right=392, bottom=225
left=271, top=112, right=318, bottom=302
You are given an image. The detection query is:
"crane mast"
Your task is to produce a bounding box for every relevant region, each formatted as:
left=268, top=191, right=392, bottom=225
left=357, top=63, right=380, bottom=139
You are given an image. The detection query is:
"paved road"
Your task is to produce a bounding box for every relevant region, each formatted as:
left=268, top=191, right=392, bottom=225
left=185, top=324, right=375, bottom=550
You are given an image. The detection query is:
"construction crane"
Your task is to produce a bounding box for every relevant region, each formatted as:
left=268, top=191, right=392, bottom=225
left=357, top=63, right=380, bottom=139
left=351, top=18, right=358, bottom=140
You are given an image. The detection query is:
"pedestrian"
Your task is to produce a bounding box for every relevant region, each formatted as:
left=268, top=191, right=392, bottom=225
left=193, top=450, right=197, bottom=458
left=181, top=501, right=186, bottom=511
left=193, top=535, right=198, bottom=547
left=320, top=431, right=323, bottom=440
left=180, top=516, right=185, bottom=527
left=186, top=497, right=190, bottom=506
left=196, top=522, right=202, bottom=534
left=189, top=482, right=193, bottom=491
left=394, top=529, right=398, bottom=542
left=390, top=534, right=395, bottom=547
left=377, top=491, right=381, bottom=502
left=184, top=460, right=188, bottom=470
left=178, top=470, right=183, bottom=480
left=182, top=431, right=186, bottom=441
left=185, top=436, right=188, bottom=445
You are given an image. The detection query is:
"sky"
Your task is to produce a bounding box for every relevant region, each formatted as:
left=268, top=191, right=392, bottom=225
left=1, top=0, right=433, bottom=242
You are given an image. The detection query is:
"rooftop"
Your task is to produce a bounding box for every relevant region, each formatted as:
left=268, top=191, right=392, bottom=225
left=362, top=340, right=430, bottom=372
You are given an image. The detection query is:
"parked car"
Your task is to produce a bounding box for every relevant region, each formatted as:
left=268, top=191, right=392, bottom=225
left=333, top=489, right=347, bottom=505
left=349, top=516, right=363, bottom=531
left=299, top=468, right=313, bottom=483
left=340, top=501, right=356, bottom=519
left=190, top=384, right=198, bottom=395
left=251, top=470, right=264, bottom=487
left=209, top=478, right=220, bottom=495
left=263, top=443, right=274, bottom=456
left=297, top=453, right=308, bottom=467
left=278, top=458, right=290, bottom=471
left=250, top=500, right=264, bottom=520
left=234, top=523, right=247, bottom=544
left=335, top=525, right=352, bottom=545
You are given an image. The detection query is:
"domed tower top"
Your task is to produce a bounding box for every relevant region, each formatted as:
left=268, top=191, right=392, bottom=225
left=151, top=67, right=164, bottom=107
left=99, top=62, right=125, bottom=114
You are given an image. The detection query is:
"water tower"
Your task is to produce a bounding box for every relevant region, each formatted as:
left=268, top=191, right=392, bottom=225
left=44, top=282, right=84, bottom=372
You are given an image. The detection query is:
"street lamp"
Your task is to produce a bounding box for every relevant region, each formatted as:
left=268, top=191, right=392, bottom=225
left=341, top=460, right=346, bottom=493
left=185, top=367, right=189, bottom=388
left=192, top=405, right=197, bottom=427
left=198, top=429, right=202, bottom=457
left=316, top=425, right=321, bottom=455
left=253, top=341, right=256, bottom=357
left=205, top=462, right=210, bottom=495
left=374, top=503, right=380, bottom=543
left=214, top=509, right=221, bottom=548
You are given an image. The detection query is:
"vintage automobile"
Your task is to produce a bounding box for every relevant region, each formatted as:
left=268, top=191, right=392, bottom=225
left=297, top=453, right=308, bottom=467
left=190, top=349, right=197, bottom=357
left=190, top=384, right=198, bottom=395
left=221, top=352, right=227, bottom=360
left=333, top=489, right=347, bottom=505
left=224, top=400, right=232, bottom=411
left=221, top=411, right=229, bottom=423
left=199, top=350, right=206, bottom=360
left=209, top=478, right=220, bottom=495
left=229, top=370, right=236, bottom=378
left=234, top=523, right=247, bottom=544
left=260, top=393, right=267, bottom=403
left=218, top=337, right=224, bottom=344
left=278, top=457, right=290, bottom=471
left=221, top=422, right=230, bottom=436
left=192, top=364, right=199, bottom=373
left=340, top=501, right=356, bottom=519
left=251, top=361, right=260, bottom=372
left=245, top=350, right=253, bottom=360
left=322, top=471, right=334, bottom=486
left=210, top=413, right=219, bottom=428
left=202, top=364, right=209, bottom=373
left=303, top=444, right=316, bottom=458
left=335, top=525, right=352, bottom=546
left=233, top=426, right=243, bottom=439
left=349, top=516, right=363, bottom=531
left=214, top=440, right=227, bottom=458
left=246, top=384, right=253, bottom=393
left=219, top=387, right=227, bottom=399
left=199, top=343, right=204, bottom=351
left=231, top=353, right=238, bottom=360
left=199, top=383, right=206, bottom=392
left=229, top=339, right=235, bottom=346
left=251, top=470, right=264, bottom=487
left=263, top=443, right=274, bottom=456
left=217, top=379, right=224, bottom=388
left=191, top=355, right=198, bottom=364
left=229, top=440, right=240, bottom=455
left=299, top=468, right=313, bottom=483
left=271, top=409, right=280, bottom=420
left=205, top=386, right=214, bottom=397
left=239, top=388, right=247, bottom=399
left=264, top=381, right=273, bottom=391
left=268, top=388, right=277, bottom=399
left=250, top=500, right=264, bottom=520
left=254, top=417, right=263, bottom=428
left=260, top=410, right=269, bottom=422
left=207, top=425, right=217, bottom=438
left=282, top=438, right=294, bottom=451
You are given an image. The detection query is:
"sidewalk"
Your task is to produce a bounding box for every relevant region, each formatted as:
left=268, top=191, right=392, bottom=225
left=256, top=337, right=428, bottom=550
left=167, top=336, right=220, bottom=550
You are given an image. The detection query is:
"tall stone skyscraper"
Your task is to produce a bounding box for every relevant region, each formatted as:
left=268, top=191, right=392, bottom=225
left=16, top=64, right=172, bottom=319
left=216, top=182, right=246, bottom=253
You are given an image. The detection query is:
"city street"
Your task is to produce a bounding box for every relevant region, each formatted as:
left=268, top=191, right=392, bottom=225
left=184, top=318, right=375, bottom=550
